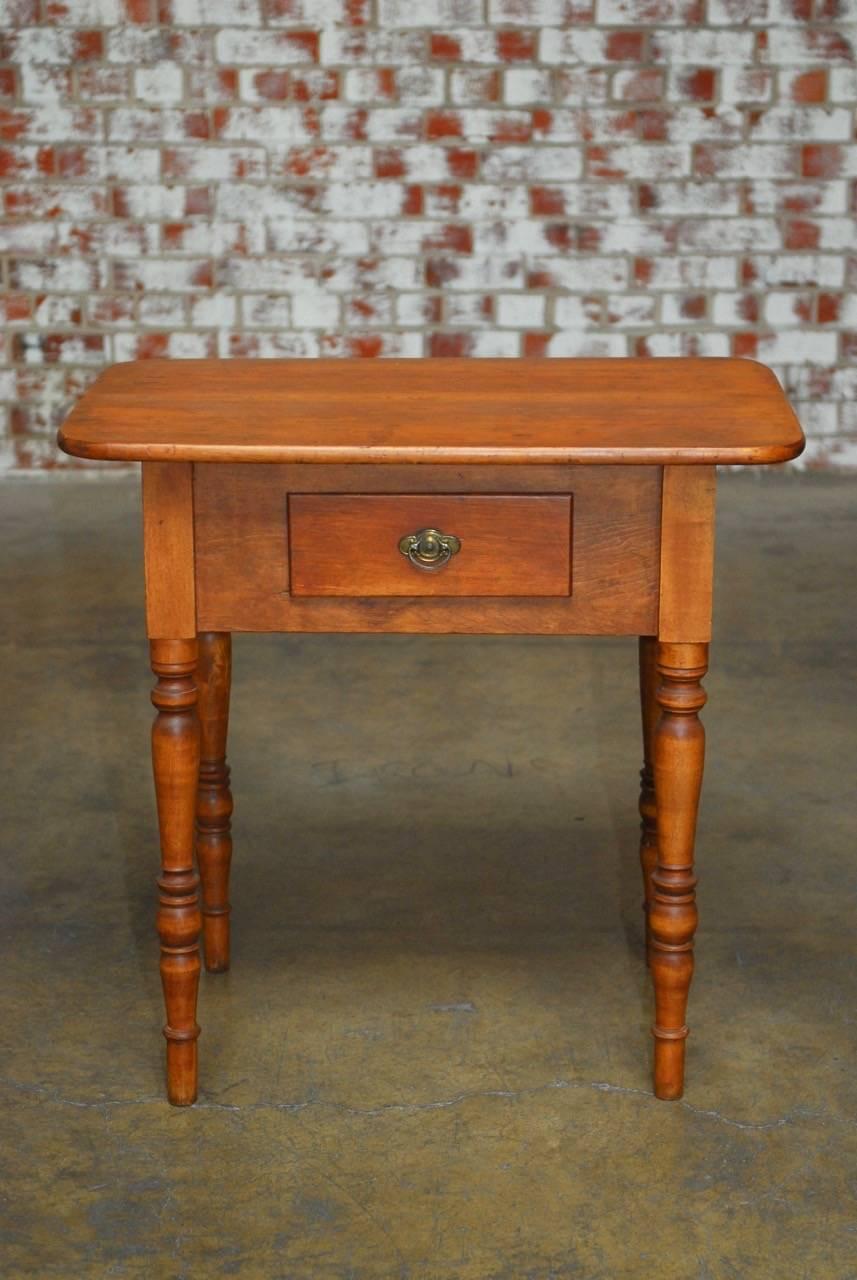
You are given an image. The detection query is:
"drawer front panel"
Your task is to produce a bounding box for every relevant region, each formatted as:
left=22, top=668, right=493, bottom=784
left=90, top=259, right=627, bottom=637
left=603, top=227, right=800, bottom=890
left=194, top=464, right=661, bottom=635
left=288, top=494, right=572, bottom=597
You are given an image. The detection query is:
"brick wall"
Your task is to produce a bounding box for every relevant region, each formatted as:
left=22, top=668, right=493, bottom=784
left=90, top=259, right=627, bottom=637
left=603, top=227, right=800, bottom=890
left=1, top=0, right=855, bottom=473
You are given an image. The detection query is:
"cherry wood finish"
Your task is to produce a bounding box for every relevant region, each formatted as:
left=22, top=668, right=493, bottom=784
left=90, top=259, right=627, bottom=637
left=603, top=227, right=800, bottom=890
left=60, top=358, right=804, bottom=467
left=289, top=494, right=572, bottom=597
left=196, top=632, right=233, bottom=974
left=650, top=641, right=708, bottom=1101
left=638, top=635, right=659, bottom=967
left=58, top=357, right=803, bottom=1107
left=194, top=464, right=660, bottom=635
left=142, top=462, right=195, bottom=640
left=150, top=638, right=202, bottom=1107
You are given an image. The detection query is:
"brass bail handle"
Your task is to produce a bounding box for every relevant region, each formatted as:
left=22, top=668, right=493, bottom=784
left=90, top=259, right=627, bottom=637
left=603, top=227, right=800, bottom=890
left=398, top=527, right=462, bottom=572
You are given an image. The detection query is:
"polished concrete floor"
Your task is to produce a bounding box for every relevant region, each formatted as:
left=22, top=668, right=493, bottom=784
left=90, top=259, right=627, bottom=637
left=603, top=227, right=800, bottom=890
left=1, top=473, right=855, bottom=1278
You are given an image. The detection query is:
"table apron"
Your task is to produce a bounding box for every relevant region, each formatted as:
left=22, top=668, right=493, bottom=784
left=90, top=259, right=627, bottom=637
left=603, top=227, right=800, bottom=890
left=183, top=462, right=664, bottom=637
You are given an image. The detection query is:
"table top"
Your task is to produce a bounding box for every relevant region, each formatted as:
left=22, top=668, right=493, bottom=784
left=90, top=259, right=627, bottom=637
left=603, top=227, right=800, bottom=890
left=58, top=358, right=804, bottom=467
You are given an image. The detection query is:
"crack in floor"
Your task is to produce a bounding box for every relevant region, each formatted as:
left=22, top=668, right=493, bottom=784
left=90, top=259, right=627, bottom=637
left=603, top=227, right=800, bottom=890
left=0, top=1074, right=849, bottom=1133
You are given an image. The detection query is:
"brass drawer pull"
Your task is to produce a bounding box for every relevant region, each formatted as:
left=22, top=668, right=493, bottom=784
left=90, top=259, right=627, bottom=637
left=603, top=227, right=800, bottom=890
left=398, top=527, right=462, bottom=572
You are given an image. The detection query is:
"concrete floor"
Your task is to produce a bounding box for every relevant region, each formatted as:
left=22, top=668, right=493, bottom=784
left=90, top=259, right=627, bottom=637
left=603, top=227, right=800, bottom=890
left=1, top=473, right=855, bottom=1278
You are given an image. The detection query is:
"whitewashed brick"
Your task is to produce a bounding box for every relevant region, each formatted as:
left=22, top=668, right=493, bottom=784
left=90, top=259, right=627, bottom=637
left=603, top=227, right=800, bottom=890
left=642, top=257, right=739, bottom=289
left=680, top=218, right=781, bottom=252
left=496, top=294, right=546, bottom=327
left=490, top=0, right=570, bottom=22
left=135, top=64, right=185, bottom=106
left=396, top=293, right=438, bottom=326
left=504, top=70, right=553, bottom=105
left=291, top=292, right=342, bottom=327
left=2, top=0, right=855, bottom=472
left=544, top=331, right=628, bottom=356
left=746, top=182, right=848, bottom=216
left=643, top=182, right=741, bottom=215
left=721, top=68, right=773, bottom=104
left=746, top=256, right=845, bottom=288
left=711, top=293, right=755, bottom=326
left=240, top=296, right=292, bottom=327
left=319, top=29, right=426, bottom=65
left=641, top=332, right=731, bottom=355
left=379, top=0, right=482, bottom=25
left=706, top=0, right=768, bottom=23
left=756, top=332, right=839, bottom=363
left=19, top=65, right=68, bottom=103
left=829, top=69, right=857, bottom=104
left=214, top=107, right=316, bottom=143
left=49, top=0, right=121, bottom=19
left=216, top=31, right=319, bottom=64
left=532, top=258, right=630, bottom=290
left=139, top=296, right=189, bottom=327
left=597, top=0, right=703, bottom=23
left=269, top=219, right=370, bottom=255
left=650, top=31, right=756, bottom=63
left=171, top=0, right=261, bottom=21
left=588, top=145, right=691, bottom=180
left=605, top=295, right=658, bottom=326
left=481, top=147, right=584, bottom=183
left=218, top=331, right=320, bottom=357
left=749, top=108, right=853, bottom=143
left=553, top=297, right=602, bottom=328
left=468, top=331, right=521, bottom=356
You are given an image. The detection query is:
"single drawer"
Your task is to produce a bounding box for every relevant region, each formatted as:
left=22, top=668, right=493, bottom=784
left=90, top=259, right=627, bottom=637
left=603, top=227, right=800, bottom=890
left=288, top=494, right=572, bottom=597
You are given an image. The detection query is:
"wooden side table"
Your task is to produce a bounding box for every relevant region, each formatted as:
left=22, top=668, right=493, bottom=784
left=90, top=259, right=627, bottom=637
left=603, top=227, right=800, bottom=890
left=59, top=357, right=804, bottom=1106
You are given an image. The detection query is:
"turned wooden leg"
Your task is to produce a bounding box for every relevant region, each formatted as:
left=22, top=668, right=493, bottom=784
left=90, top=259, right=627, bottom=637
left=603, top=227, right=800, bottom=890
left=196, top=632, right=233, bottom=973
left=650, top=641, right=707, bottom=1101
left=151, top=638, right=202, bottom=1106
left=638, top=635, right=659, bottom=966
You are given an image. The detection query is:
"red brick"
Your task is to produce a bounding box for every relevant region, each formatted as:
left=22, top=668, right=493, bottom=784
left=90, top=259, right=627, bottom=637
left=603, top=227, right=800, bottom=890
left=430, top=34, right=462, bottom=61
left=784, top=220, right=820, bottom=250
left=732, top=333, right=759, bottom=358
left=681, top=294, right=707, bottom=320
left=678, top=69, right=716, bottom=101
left=422, top=224, right=473, bottom=253
left=802, top=145, right=843, bottom=180
left=425, top=111, right=463, bottom=140
left=605, top=32, right=645, bottom=61
left=425, top=256, right=461, bottom=287
left=818, top=293, right=842, bottom=324
left=428, top=332, right=474, bottom=357
left=790, top=70, right=827, bottom=104
left=496, top=31, right=537, bottom=62
left=402, top=184, right=423, bottom=215
left=253, top=71, right=291, bottom=101
left=292, top=70, right=339, bottom=102
left=530, top=187, right=566, bottom=217
left=374, top=147, right=406, bottom=179
left=73, top=31, right=104, bottom=61
left=523, top=332, right=551, bottom=357
left=446, top=148, right=479, bottom=180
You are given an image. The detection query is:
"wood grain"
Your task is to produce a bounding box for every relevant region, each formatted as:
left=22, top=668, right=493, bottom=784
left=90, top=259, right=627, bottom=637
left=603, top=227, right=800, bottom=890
left=650, top=640, right=707, bottom=1102
left=196, top=632, right=233, bottom=975
left=59, top=358, right=805, bottom=467
left=150, top=637, right=201, bottom=1107
left=193, top=463, right=661, bottom=635
left=288, top=493, right=572, bottom=597
left=142, top=462, right=196, bottom=640
left=638, top=634, right=659, bottom=967
left=658, top=466, right=716, bottom=644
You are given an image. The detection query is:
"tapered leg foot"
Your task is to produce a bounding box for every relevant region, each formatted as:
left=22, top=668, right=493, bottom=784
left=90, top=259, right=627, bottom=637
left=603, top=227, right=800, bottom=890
left=638, top=636, right=658, bottom=966
left=650, top=641, right=707, bottom=1101
left=196, top=633, right=233, bottom=973
left=151, top=638, right=202, bottom=1106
